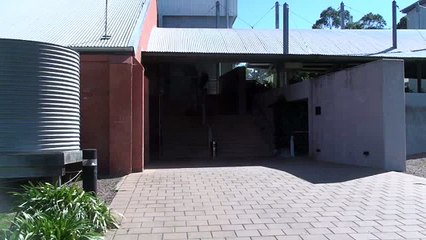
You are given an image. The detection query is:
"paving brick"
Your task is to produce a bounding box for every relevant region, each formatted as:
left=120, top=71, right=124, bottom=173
left=300, top=235, right=329, bottom=240
left=151, top=227, right=174, bottom=233
left=112, top=235, right=139, bottom=240
left=283, top=228, right=308, bottom=235
left=174, top=226, right=198, bottom=232
left=120, top=222, right=141, bottom=228
left=373, top=232, right=404, bottom=239
left=276, top=236, right=302, bottom=240
left=397, top=231, right=426, bottom=239
left=243, top=224, right=267, bottom=230
left=230, top=218, right=252, bottom=225
left=266, top=223, right=290, bottom=229
left=211, top=231, right=237, bottom=238
left=376, top=220, right=401, bottom=226
left=350, top=233, right=379, bottom=240
left=398, top=225, right=425, bottom=232
left=186, top=220, right=208, bottom=226
left=306, top=227, right=332, bottom=235
left=235, top=230, right=261, bottom=237
left=252, top=218, right=275, bottom=224
left=127, top=228, right=152, bottom=234
left=328, top=227, right=356, bottom=234
left=259, top=229, right=284, bottom=236
left=251, top=237, right=278, bottom=240
left=163, top=232, right=187, bottom=239
left=221, top=224, right=245, bottom=231
left=164, top=221, right=186, bottom=227
left=290, top=222, right=312, bottom=229
left=187, top=231, right=212, bottom=239
left=325, top=234, right=354, bottom=240
left=199, top=225, right=221, bottom=232
left=109, top=166, right=426, bottom=240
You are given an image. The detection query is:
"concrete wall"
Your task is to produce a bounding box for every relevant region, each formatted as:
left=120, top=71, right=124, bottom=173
left=158, top=0, right=237, bottom=28
left=80, top=55, right=148, bottom=176
left=407, top=7, right=426, bottom=29
left=162, top=16, right=234, bottom=28
left=406, top=93, right=426, bottom=155
left=158, top=0, right=237, bottom=17
left=311, top=59, right=406, bottom=171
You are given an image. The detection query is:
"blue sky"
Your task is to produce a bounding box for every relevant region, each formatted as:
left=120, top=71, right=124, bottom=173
left=233, top=0, right=415, bottom=29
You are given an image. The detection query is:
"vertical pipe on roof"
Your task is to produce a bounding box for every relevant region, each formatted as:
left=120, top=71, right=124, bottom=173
left=283, top=3, right=289, bottom=54
left=216, top=1, right=220, bottom=28
left=105, top=0, right=108, bottom=36
left=103, top=0, right=110, bottom=38
left=340, top=2, right=345, bottom=29
left=216, top=1, right=221, bottom=89
left=392, top=0, right=398, bottom=49
left=275, top=2, right=280, bottom=88
left=275, top=1, right=280, bottom=29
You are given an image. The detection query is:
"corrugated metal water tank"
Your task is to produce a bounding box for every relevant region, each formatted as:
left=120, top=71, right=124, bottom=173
left=0, top=39, right=80, bottom=153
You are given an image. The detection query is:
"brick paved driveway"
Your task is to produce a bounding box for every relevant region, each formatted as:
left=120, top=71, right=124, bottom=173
left=107, top=160, right=426, bottom=240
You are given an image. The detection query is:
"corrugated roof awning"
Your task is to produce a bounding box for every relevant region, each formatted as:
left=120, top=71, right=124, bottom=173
left=143, top=28, right=426, bottom=62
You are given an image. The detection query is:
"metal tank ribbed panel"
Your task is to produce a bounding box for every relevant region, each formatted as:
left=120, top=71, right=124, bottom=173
left=0, top=39, right=80, bottom=153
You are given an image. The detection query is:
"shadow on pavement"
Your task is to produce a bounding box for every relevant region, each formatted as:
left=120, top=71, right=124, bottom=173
left=146, top=157, right=387, bottom=184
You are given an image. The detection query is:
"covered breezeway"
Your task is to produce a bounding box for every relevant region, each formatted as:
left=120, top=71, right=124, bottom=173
left=141, top=28, right=426, bottom=171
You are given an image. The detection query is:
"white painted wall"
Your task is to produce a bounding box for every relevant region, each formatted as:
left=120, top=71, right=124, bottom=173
left=406, top=93, right=426, bottom=155
left=311, top=59, right=406, bottom=171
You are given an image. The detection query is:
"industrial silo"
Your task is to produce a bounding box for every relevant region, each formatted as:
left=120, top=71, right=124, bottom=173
left=0, top=39, right=82, bottom=179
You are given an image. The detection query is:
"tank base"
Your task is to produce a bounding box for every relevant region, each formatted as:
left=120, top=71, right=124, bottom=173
left=0, top=150, right=82, bottom=178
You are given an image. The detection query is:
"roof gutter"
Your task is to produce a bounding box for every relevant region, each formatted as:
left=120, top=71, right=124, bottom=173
left=70, top=46, right=135, bottom=55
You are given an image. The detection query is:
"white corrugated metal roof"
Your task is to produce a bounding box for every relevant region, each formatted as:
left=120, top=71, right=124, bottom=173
left=146, top=28, right=426, bottom=59
left=0, top=0, right=149, bottom=50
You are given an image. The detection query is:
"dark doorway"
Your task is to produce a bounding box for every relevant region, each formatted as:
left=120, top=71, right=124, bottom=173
left=271, top=98, right=309, bottom=156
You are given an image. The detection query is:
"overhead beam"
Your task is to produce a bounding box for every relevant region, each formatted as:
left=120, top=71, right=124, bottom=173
left=141, top=52, right=382, bottom=64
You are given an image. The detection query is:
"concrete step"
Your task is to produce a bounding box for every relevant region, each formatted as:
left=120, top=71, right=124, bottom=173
left=161, top=114, right=272, bottom=159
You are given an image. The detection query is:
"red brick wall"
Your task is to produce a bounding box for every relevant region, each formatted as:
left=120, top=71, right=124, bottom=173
left=78, top=0, right=157, bottom=175
left=80, top=55, right=147, bottom=176
left=132, top=62, right=143, bottom=172
left=143, top=73, right=150, bottom=165
left=109, top=56, right=134, bottom=176
left=80, top=56, right=110, bottom=173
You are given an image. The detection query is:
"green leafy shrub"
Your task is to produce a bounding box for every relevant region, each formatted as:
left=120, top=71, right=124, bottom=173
left=3, top=182, right=117, bottom=240
left=6, top=210, right=102, bottom=240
